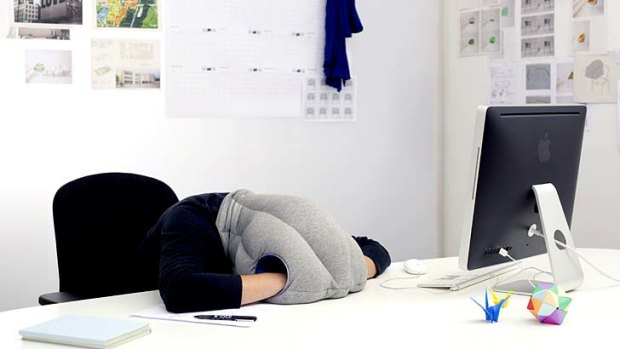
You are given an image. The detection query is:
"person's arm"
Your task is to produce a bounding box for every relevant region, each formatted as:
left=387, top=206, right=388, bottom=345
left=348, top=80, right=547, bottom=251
left=156, top=200, right=245, bottom=313
left=353, top=236, right=392, bottom=278
left=240, top=273, right=287, bottom=305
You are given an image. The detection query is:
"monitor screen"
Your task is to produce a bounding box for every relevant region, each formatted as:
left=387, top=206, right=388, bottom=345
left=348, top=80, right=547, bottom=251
left=459, top=105, right=586, bottom=275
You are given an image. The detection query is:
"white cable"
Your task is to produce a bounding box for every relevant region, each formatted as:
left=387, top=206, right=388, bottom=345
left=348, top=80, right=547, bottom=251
left=379, top=276, right=421, bottom=290
left=495, top=248, right=552, bottom=288
left=528, top=225, right=620, bottom=283
left=552, top=240, right=620, bottom=283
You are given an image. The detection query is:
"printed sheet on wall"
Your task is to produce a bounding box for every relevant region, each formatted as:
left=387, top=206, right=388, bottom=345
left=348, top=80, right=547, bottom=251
left=165, top=0, right=325, bottom=118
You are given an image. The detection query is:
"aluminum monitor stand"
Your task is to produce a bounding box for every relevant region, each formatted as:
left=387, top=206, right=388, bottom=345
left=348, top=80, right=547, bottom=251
left=495, top=183, right=584, bottom=295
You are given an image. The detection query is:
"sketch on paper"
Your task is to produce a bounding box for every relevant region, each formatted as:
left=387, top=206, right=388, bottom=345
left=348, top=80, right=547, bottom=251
left=489, top=64, right=523, bottom=105
left=585, top=59, right=610, bottom=94
left=481, top=8, right=501, bottom=53
left=522, top=0, right=554, bottom=15
left=521, top=13, right=554, bottom=36
left=96, top=0, right=158, bottom=29
left=303, top=76, right=356, bottom=122
left=526, top=63, right=551, bottom=90
left=14, top=0, right=82, bottom=25
left=91, top=39, right=160, bottom=89
left=573, top=0, right=604, bottom=18
left=500, top=0, right=515, bottom=28
left=572, top=20, right=590, bottom=52
left=7, top=27, right=70, bottom=40
left=556, top=61, right=575, bottom=95
left=574, top=53, right=620, bottom=103
left=522, top=36, right=554, bottom=58
left=25, top=50, right=72, bottom=84
left=460, top=10, right=481, bottom=56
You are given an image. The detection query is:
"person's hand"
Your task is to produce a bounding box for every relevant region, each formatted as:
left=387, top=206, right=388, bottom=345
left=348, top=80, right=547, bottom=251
left=365, top=256, right=377, bottom=279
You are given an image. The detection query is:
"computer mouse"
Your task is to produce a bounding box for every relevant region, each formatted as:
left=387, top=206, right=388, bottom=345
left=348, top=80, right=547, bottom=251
left=403, top=259, right=427, bottom=275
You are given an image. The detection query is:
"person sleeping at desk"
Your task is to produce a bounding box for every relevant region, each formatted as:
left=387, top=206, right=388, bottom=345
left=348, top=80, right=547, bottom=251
left=138, top=190, right=391, bottom=313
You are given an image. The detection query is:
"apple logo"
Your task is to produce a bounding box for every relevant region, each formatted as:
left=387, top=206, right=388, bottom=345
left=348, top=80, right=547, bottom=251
left=538, top=132, right=551, bottom=163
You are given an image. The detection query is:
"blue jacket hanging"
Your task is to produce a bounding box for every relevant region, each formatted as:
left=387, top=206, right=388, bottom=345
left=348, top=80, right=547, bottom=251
left=323, top=0, right=363, bottom=92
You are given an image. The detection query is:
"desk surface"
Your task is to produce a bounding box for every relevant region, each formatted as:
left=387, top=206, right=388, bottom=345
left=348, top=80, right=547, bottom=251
left=2, top=249, right=619, bottom=349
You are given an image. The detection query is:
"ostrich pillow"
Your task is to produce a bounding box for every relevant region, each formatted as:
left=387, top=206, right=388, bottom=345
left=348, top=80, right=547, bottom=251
left=215, top=190, right=367, bottom=304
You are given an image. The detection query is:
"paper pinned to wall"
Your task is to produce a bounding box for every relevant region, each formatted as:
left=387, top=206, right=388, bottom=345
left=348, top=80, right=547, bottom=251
left=572, top=18, right=608, bottom=55
left=459, top=8, right=501, bottom=56
left=302, top=76, right=356, bottom=122
left=556, top=59, right=575, bottom=103
left=91, top=39, right=160, bottom=89
left=489, top=63, right=523, bottom=104
left=574, top=53, right=620, bottom=104
left=499, top=0, right=515, bottom=28
left=571, top=0, right=608, bottom=55
left=25, top=49, right=72, bottom=84
left=520, top=0, right=555, bottom=59
left=525, top=62, right=553, bottom=104
left=573, top=0, right=605, bottom=18
left=165, top=0, right=325, bottom=118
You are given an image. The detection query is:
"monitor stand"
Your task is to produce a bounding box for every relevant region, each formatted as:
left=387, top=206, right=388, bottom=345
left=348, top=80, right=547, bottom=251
left=495, top=183, right=584, bottom=295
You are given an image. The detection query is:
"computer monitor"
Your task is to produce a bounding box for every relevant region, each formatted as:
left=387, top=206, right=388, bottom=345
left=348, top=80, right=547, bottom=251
left=458, top=105, right=587, bottom=294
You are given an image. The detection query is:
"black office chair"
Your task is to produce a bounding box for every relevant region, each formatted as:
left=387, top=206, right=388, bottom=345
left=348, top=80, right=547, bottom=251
left=39, top=173, right=179, bottom=305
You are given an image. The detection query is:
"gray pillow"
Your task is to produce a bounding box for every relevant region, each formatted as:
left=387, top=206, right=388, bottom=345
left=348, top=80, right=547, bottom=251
left=215, top=190, right=367, bottom=304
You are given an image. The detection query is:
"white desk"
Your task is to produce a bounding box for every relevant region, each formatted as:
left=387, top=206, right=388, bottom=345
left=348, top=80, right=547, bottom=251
left=1, top=248, right=619, bottom=349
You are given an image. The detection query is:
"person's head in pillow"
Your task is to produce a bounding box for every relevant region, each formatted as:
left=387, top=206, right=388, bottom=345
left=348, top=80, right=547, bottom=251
left=138, top=190, right=391, bottom=313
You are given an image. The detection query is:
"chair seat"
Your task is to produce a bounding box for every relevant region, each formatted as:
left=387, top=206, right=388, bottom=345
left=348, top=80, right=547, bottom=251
left=39, top=292, right=85, bottom=305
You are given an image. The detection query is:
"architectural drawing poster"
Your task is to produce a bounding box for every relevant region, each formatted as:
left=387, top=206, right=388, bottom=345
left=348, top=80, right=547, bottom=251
left=91, top=39, right=160, bottom=89
left=96, top=0, right=158, bottom=29
left=25, top=49, right=72, bottom=84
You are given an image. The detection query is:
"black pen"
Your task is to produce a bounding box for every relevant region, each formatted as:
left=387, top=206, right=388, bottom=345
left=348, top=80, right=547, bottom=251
left=194, top=314, right=257, bottom=322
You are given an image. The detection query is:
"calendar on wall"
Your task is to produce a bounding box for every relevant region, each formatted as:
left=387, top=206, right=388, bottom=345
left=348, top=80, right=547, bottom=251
left=165, top=0, right=326, bottom=118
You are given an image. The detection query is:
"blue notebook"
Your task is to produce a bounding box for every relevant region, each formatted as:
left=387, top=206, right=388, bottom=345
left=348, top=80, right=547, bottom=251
left=19, top=315, right=150, bottom=348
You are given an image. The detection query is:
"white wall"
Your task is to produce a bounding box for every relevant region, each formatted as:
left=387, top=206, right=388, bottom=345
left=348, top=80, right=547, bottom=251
left=443, top=0, right=620, bottom=256
left=0, top=1, right=441, bottom=311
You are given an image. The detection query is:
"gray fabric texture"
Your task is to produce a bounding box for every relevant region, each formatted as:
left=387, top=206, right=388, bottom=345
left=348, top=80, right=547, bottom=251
left=215, top=189, right=367, bottom=304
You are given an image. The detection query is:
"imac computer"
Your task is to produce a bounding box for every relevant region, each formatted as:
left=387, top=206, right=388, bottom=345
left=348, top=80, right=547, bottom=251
left=458, top=105, right=587, bottom=294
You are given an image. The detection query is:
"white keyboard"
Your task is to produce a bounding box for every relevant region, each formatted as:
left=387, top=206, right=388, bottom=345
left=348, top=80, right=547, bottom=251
left=417, top=264, right=519, bottom=291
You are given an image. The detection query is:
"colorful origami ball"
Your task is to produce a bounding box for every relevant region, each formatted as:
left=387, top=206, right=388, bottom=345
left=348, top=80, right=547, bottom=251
left=527, top=283, right=572, bottom=325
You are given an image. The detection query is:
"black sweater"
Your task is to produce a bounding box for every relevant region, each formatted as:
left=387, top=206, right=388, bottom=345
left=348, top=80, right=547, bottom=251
left=140, top=193, right=391, bottom=313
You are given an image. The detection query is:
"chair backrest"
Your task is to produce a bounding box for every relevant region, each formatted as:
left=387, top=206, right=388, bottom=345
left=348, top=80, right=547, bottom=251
left=52, top=173, right=179, bottom=298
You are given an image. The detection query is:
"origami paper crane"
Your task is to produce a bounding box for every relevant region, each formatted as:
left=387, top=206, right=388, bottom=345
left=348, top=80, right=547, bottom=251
left=527, top=282, right=572, bottom=325
left=471, top=288, right=512, bottom=323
